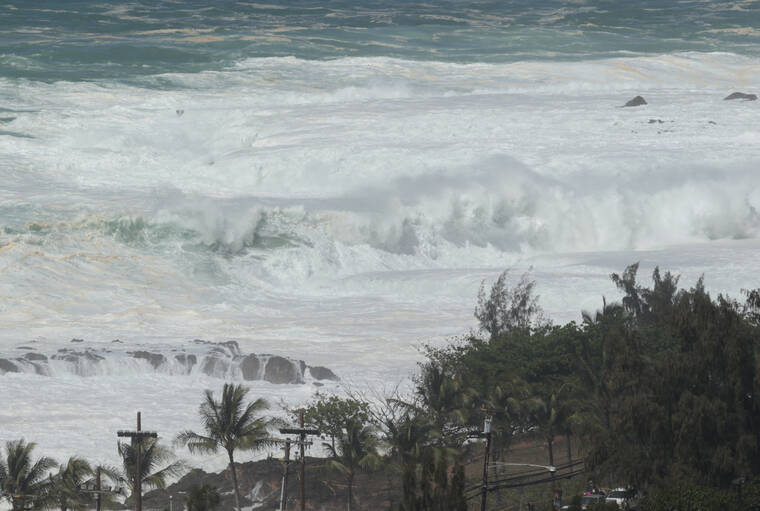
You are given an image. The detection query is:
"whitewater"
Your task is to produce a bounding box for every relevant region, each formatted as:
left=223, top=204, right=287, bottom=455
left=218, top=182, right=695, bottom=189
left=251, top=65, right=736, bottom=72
left=1, top=0, right=760, bottom=473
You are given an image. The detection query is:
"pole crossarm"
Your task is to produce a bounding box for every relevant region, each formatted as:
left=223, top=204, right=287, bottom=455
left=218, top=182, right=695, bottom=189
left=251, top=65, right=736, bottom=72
left=279, top=428, right=320, bottom=436
left=118, top=411, right=156, bottom=511
left=279, top=411, right=321, bottom=511
left=117, top=431, right=157, bottom=439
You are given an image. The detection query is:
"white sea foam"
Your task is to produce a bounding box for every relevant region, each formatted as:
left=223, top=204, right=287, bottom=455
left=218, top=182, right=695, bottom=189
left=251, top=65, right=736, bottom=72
left=2, top=52, right=760, bottom=469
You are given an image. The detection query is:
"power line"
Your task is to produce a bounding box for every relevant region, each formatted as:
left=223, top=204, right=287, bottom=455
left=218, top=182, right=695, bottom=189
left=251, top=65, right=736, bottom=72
left=279, top=410, right=319, bottom=511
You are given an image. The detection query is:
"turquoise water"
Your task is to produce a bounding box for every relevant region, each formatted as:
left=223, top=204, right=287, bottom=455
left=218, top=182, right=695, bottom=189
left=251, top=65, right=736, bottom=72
left=2, top=0, right=760, bottom=82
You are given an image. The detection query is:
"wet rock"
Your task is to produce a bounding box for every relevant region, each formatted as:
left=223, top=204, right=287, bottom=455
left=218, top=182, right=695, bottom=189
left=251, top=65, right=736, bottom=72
left=648, top=118, right=664, bottom=124
left=219, top=341, right=241, bottom=356
left=174, top=354, right=197, bottom=372
left=71, top=338, right=84, bottom=343
left=240, top=354, right=261, bottom=380
left=624, top=96, right=647, bottom=107
left=263, top=356, right=303, bottom=384
left=308, top=366, right=340, bottom=381
left=724, top=92, right=757, bottom=101
left=83, top=350, right=105, bottom=362
left=0, top=358, right=19, bottom=373
left=24, top=353, right=47, bottom=362
left=52, top=350, right=104, bottom=363
left=131, top=351, right=166, bottom=369
left=201, top=356, right=229, bottom=377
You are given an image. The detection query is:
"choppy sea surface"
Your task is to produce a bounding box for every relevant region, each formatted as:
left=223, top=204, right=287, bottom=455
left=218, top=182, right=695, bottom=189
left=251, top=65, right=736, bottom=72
left=2, top=0, right=760, bottom=471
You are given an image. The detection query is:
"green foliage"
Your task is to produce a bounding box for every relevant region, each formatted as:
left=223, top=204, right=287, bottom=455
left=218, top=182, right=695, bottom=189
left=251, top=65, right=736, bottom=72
left=323, top=415, right=381, bottom=511
left=49, top=456, right=93, bottom=511
left=474, top=270, right=546, bottom=340
left=394, top=446, right=467, bottom=511
left=185, top=484, right=221, bottom=511
left=175, top=383, right=272, bottom=511
left=298, top=393, right=371, bottom=450
left=176, top=383, right=272, bottom=457
left=0, top=439, right=57, bottom=511
left=580, top=265, right=760, bottom=488
left=415, top=263, right=760, bottom=505
left=117, top=438, right=184, bottom=493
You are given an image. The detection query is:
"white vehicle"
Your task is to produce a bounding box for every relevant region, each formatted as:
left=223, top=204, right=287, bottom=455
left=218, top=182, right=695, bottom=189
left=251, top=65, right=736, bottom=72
left=606, top=488, right=640, bottom=510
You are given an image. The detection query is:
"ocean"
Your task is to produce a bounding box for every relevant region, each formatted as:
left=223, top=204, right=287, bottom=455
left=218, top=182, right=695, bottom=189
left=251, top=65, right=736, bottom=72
left=1, top=0, right=759, bottom=472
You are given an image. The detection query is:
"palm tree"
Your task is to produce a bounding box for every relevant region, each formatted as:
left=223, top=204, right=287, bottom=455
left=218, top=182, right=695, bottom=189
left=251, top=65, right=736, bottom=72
left=323, top=417, right=381, bottom=511
left=84, top=464, right=122, bottom=511
left=415, top=361, right=470, bottom=443
left=0, top=439, right=57, bottom=511
left=526, top=384, right=571, bottom=471
left=118, top=438, right=184, bottom=504
left=49, top=456, right=93, bottom=511
left=175, top=383, right=272, bottom=511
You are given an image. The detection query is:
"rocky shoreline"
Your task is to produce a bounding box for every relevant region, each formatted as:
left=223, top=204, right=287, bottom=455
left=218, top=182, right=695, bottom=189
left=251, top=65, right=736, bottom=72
left=0, top=339, right=339, bottom=385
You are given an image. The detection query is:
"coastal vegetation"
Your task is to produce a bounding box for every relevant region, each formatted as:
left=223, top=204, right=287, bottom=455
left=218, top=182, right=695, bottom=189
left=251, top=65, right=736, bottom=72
left=1, top=263, right=759, bottom=510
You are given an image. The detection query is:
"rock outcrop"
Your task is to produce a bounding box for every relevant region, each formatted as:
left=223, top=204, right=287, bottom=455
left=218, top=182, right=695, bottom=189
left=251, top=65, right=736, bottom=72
left=724, top=92, right=757, bottom=101
left=0, top=340, right=336, bottom=385
left=0, top=358, right=19, bottom=373
left=263, top=355, right=303, bottom=384
left=624, top=96, right=647, bottom=107
left=130, top=351, right=166, bottom=369
left=240, top=354, right=261, bottom=380
left=308, top=365, right=340, bottom=381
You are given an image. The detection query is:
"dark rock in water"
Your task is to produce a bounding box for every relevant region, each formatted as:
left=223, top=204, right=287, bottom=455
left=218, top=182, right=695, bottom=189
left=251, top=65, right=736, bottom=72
left=52, top=350, right=104, bottom=364
left=308, top=366, right=340, bottom=381
left=263, top=356, right=303, bottom=384
left=201, top=356, right=228, bottom=377
left=71, top=338, right=84, bottom=343
left=648, top=118, right=664, bottom=124
left=174, top=354, right=197, bottom=372
left=24, top=353, right=47, bottom=362
left=112, top=339, right=122, bottom=343
left=219, top=340, right=242, bottom=356
left=131, top=351, right=166, bottom=369
left=240, top=354, right=261, bottom=380
left=193, top=339, right=241, bottom=356
left=0, top=358, right=19, bottom=373
left=17, top=346, right=35, bottom=350
left=624, top=96, right=647, bottom=107
left=724, top=92, right=757, bottom=101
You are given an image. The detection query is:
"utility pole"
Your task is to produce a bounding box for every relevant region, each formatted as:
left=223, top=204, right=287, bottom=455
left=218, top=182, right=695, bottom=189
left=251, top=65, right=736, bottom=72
left=279, top=410, right=319, bottom=511
left=481, top=415, right=492, bottom=511
left=467, top=409, right=494, bottom=511
left=279, top=440, right=291, bottom=511
left=96, top=467, right=101, bottom=511
left=79, top=465, right=122, bottom=511
left=117, top=412, right=157, bottom=511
